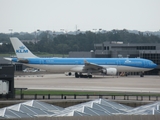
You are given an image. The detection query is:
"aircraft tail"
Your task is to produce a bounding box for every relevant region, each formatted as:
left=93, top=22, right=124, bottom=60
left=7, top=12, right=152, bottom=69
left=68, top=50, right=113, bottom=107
left=10, top=37, right=38, bottom=58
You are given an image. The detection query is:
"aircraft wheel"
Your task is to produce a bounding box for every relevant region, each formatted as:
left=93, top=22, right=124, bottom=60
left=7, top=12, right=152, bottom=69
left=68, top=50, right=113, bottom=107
left=125, top=72, right=128, bottom=76
left=140, top=74, right=144, bottom=77
left=75, top=74, right=79, bottom=78
left=140, top=72, right=144, bottom=77
left=75, top=72, right=79, bottom=78
left=88, top=75, right=92, bottom=78
left=80, top=74, right=84, bottom=78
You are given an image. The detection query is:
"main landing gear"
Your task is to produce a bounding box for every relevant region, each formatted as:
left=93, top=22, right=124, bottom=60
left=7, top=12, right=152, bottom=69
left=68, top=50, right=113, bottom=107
left=75, top=72, right=92, bottom=78
left=140, top=72, right=144, bottom=77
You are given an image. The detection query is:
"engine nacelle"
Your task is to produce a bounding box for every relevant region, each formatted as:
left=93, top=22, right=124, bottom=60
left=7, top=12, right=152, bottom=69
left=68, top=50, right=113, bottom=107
left=68, top=72, right=72, bottom=76
left=102, top=69, right=107, bottom=73
left=102, top=68, right=117, bottom=75
left=65, top=72, right=74, bottom=76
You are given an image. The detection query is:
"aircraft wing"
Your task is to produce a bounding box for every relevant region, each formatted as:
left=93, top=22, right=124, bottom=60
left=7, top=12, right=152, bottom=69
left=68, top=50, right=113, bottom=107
left=83, top=60, right=117, bottom=75
left=83, top=60, right=103, bottom=71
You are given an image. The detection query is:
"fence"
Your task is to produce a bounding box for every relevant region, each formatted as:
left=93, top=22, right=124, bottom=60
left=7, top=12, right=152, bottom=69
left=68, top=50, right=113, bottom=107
left=13, top=94, right=160, bottom=101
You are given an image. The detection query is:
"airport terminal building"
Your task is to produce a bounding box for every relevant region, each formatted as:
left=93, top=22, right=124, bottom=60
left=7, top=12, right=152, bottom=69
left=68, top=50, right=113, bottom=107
left=69, top=41, right=160, bottom=75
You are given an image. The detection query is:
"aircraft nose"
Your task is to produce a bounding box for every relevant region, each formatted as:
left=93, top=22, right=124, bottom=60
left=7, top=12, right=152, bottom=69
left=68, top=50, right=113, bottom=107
left=153, top=63, right=158, bottom=68
left=148, top=60, right=157, bottom=68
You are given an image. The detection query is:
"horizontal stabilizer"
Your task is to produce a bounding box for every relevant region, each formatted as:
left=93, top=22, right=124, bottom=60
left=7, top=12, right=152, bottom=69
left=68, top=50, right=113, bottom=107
left=4, top=57, right=12, bottom=61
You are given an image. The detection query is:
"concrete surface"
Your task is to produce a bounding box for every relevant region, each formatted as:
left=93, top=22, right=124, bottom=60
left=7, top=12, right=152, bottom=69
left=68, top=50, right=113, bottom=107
left=14, top=73, right=160, bottom=93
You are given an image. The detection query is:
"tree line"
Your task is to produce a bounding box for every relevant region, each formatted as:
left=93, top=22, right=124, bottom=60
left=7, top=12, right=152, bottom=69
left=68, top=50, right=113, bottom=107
left=0, top=29, right=160, bottom=54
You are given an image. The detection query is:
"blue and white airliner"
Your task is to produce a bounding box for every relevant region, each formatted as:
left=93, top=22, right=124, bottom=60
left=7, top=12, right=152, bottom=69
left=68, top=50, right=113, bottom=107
left=5, top=37, right=157, bottom=78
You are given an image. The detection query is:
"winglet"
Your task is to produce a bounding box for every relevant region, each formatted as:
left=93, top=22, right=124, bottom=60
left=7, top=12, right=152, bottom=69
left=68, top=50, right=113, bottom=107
left=10, top=37, right=38, bottom=58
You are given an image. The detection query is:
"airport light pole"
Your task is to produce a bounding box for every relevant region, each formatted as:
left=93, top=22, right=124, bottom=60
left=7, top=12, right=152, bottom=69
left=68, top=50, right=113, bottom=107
left=52, top=30, right=56, bottom=57
left=98, top=28, right=102, bottom=43
left=75, top=25, right=80, bottom=42
left=35, top=29, right=40, bottom=53
left=99, top=28, right=102, bottom=33
left=76, top=29, right=80, bottom=35
left=53, top=30, right=56, bottom=39
left=75, top=28, right=80, bottom=51
left=93, top=29, right=97, bottom=46
left=9, top=29, right=13, bottom=37
left=93, top=29, right=97, bottom=33
left=46, top=30, right=50, bottom=40
left=60, top=29, right=68, bottom=37
left=60, top=29, right=64, bottom=34
left=75, top=25, right=80, bottom=35
left=60, top=29, right=65, bottom=57
left=36, top=29, right=40, bottom=43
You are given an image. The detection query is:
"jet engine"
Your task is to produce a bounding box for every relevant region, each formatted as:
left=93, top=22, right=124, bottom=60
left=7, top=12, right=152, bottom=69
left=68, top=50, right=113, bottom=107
left=102, top=68, right=117, bottom=75
left=68, top=72, right=72, bottom=76
left=65, top=72, right=74, bottom=76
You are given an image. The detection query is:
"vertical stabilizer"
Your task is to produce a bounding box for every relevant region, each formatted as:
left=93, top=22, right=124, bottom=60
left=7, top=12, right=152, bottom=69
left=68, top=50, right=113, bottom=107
left=10, top=37, right=38, bottom=58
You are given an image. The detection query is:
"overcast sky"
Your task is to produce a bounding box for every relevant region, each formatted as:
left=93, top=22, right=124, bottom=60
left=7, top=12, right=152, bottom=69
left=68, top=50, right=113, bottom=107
left=0, top=0, right=160, bottom=33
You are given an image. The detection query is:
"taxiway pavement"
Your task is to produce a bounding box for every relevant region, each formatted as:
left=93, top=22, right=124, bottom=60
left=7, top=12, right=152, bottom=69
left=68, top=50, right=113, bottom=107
left=14, top=74, right=160, bottom=93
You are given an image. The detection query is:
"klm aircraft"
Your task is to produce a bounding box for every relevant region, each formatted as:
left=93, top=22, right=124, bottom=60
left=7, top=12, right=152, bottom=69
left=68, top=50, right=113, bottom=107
left=5, top=37, right=157, bottom=78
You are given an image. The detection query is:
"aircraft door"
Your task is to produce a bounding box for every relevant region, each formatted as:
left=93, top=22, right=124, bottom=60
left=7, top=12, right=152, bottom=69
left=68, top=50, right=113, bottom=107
left=117, top=60, right=120, bottom=66
left=116, top=60, right=121, bottom=71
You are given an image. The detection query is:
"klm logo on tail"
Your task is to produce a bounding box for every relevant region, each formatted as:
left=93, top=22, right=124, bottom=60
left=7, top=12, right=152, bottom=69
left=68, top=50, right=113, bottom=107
left=16, top=46, right=28, bottom=53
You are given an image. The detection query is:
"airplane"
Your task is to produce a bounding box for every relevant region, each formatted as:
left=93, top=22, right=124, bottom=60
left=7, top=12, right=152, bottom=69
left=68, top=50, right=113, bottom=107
left=5, top=37, right=157, bottom=78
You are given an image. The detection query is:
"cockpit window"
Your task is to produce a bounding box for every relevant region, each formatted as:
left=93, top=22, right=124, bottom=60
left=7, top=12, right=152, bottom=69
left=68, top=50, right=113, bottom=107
left=150, top=61, right=154, bottom=64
